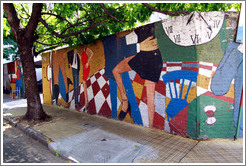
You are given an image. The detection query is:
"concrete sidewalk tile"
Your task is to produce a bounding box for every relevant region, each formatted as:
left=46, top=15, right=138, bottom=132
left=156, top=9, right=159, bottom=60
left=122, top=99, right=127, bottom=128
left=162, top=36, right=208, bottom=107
left=3, top=104, right=244, bottom=163
left=48, top=128, right=154, bottom=163
left=180, top=139, right=244, bottom=163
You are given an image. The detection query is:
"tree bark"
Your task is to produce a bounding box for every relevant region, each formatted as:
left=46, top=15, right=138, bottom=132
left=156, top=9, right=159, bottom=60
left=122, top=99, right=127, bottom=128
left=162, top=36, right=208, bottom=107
left=20, top=35, right=51, bottom=121
left=3, top=3, right=51, bottom=122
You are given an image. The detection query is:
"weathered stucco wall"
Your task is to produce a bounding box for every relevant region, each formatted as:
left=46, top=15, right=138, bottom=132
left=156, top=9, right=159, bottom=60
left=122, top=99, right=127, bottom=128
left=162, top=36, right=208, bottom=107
left=42, top=11, right=243, bottom=139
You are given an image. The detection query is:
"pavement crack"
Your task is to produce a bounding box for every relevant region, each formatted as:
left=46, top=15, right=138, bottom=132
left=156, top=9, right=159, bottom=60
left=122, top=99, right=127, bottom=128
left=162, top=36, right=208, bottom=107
left=178, top=141, right=200, bottom=163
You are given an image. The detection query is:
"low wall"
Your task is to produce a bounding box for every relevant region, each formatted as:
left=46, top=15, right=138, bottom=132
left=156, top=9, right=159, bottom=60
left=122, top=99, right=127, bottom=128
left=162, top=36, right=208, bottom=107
left=42, top=11, right=243, bottom=139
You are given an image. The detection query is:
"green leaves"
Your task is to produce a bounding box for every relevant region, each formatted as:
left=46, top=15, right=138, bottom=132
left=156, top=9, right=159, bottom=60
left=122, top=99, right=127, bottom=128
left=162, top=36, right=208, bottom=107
left=3, top=2, right=241, bottom=57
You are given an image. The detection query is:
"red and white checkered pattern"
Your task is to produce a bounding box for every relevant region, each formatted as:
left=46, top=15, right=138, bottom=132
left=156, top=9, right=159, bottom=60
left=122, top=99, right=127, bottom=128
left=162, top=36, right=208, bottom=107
left=68, top=68, right=120, bottom=117
left=67, top=62, right=223, bottom=130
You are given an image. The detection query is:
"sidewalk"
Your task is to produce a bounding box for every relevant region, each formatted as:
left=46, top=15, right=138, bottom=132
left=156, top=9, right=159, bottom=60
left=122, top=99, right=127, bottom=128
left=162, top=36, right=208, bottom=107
left=2, top=97, right=244, bottom=163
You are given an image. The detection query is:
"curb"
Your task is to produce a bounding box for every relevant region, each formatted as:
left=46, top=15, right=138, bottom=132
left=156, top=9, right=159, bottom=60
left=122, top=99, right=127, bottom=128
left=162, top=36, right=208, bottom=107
left=3, top=115, right=52, bottom=147
left=3, top=115, right=75, bottom=163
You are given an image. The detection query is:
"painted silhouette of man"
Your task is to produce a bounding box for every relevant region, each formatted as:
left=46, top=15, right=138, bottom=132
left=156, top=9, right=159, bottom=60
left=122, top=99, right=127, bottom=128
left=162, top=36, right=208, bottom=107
left=67, top=50, right=81, bottom=108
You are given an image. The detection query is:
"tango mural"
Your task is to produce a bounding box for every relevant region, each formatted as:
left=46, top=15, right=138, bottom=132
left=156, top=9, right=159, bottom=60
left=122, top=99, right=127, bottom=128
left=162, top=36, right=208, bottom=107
left=42, top=11, right=243, bottom=139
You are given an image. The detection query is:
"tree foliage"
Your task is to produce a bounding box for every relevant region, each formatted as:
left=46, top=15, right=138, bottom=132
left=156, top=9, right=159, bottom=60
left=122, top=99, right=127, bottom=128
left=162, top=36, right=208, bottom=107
left=3, top=3, right=241, bottom=57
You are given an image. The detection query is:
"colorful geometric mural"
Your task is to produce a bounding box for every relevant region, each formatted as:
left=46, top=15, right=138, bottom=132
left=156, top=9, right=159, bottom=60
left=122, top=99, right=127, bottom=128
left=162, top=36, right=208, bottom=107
left=42, top=11, right=243, bottom=139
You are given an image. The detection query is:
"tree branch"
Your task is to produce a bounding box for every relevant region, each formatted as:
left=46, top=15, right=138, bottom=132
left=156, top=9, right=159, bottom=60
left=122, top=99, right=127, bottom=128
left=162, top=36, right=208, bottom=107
left=60, top=20, right=89, bottom=35
left=36, top=40, right=65, bottom=46
left=34, top=46, right=59, bottom=56
left=20, top=3, right=31, bottom=18
left=39, top=17, right=108, bottom=38
left=41, top=12, right=72, bottom=26
left=26, top=3, right=43, bottom=39
left=3, top=3, right=22, bottom=39
left=142, top=3, right=190, bottom=16
left=100, top=3, right=128, bottom=22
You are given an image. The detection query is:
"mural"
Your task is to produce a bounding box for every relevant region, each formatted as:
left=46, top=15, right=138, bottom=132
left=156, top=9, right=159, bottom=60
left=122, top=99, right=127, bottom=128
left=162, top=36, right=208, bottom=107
left=7, top=61, right=25, bottom=98
left=42, top=11, right=243, bottom=139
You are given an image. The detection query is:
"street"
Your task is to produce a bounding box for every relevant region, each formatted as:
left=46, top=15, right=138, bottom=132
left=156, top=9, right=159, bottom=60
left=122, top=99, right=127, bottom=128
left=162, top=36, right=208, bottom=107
left=2, top=94, right=68, bottom=163
left=3, top=120, right=68, bottom=163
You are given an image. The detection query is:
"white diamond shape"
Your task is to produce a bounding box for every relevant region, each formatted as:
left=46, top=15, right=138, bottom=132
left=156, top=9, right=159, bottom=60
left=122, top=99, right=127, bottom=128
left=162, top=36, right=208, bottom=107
left=106, top=95, right=112, bottom=110
left=97, top=76, right=107, bottom=89
left=87, top=85, right=94, bottom=102
left=99, top=68, right=105, bottom=75
left=90, top=75, right=96, bottom=84
left=154, top=92, right=166, bottom=118
left=80, top=83, right=84, bottom=94
left=69, top=99, right=76, bottom=110
left=164, top=119, right=170, bottom=133
left=139, top=101, right=149, bottom=127
left=94, top=90, right=105, bottom=114
left=128, top=70, right=136, bottom=80
left=68, top=90, right=74, bottom=103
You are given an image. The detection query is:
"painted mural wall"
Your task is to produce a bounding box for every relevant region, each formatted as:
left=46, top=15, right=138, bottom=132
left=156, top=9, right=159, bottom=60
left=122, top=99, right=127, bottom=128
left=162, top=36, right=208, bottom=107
left=42, top=11, right=243, bottom=139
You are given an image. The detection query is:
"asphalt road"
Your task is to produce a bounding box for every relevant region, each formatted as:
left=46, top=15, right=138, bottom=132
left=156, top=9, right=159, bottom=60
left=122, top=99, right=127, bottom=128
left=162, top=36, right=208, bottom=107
left=3, top=120, right=68, bottom=163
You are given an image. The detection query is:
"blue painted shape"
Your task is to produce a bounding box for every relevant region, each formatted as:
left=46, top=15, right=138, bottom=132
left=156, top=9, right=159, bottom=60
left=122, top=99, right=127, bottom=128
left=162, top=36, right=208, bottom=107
left=181, top=63, right=199, bottom=68
left=210, top=42, right=243, bottom=138
left=234, top=58, right=243, bottom=138
left=103, top=35, right=137, bottom=81
left=58, top=67, right=67, bottom=102
left=162, top=70, right=198, bottom=120
left=166, top=98, right=188, bottom=119
left=211, top=42, right=242, bottom=96
left=236, top=26, right=243, bottom=43
left=122, top=72, right=143, bottom=125
left=162, top=70, right=198, bottom=83
left=109, top=78, right=118, bottom=119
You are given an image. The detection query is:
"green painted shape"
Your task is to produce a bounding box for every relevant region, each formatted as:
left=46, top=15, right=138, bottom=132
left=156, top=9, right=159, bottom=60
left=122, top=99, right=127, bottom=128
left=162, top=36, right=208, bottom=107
left=219, top=17, right=238, bottom=55
left=199, top=95, right=235, bottom=139
left=155, top=17, right=237, bottom=64
left=155, top=22, right=197, bottom=62
left=187, top=94, right=235, bottom=139
left=196, top=17, right=237, bottom=64
left=186, top=98, right=200, bottom=139
left=196, top=34, right=224, bottom=64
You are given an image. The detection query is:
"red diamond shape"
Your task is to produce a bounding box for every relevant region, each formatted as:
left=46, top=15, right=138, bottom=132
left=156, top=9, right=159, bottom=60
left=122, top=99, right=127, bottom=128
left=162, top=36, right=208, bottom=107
left=86, top=79, right=91, bottom=88
left=101, top=84, right=110, bottom=98
left=155, top=81, right=166, bottom=96
left=95, top=72, right=101, bottom=79
left=134, top=74, right=145, bottom=85
left=92, top=81, right=100, bottom=96
left=153, top=112, right=165, bottom=130
left=98, top=102, right=111, bottom=118
left=141, top=86, right=147, bottom=104
left=87, top=98, right=96, bottom=115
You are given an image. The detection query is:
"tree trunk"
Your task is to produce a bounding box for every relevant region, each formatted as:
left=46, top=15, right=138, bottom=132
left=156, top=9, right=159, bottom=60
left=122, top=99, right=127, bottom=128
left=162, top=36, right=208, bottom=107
left=18, top=33, right=51, bottom=122
left=3, top=3, right=51, bottom=122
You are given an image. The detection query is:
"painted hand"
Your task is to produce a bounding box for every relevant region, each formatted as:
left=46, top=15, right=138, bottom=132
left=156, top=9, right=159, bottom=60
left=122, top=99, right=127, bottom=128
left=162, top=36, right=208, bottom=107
left=140, top=36, right=158, bottom=51
left=85, top=62, right=89, bottom=68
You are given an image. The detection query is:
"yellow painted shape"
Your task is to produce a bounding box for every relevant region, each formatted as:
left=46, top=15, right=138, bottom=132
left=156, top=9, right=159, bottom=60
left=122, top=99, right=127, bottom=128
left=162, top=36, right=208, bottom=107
left=197, top=74, right=211, bottom=90
left=58, top=96, right=69, bottom=108
left=165, top=97, right=171, bottom=120
left=224, top=83, right=235, bottom=99
left=10, top=83, right=16, bottom=91
left=75, top=40, right=105, bottom=80
left=180, top=85, right=197, bottom=103
left=42, top=52, right=52, bottom=105
left=10, top=83, right=16, bottom=97
left=117, top=104, right=133, bottom=124
left=131, top=82, right=144, bottom=99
